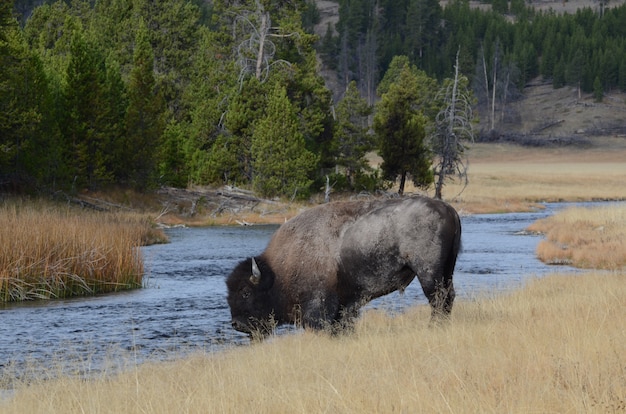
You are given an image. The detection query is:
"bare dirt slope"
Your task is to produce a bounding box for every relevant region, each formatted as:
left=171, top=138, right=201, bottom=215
left=520, top=0, right=625, bottom=14
left=496, top=80, right=626, bottom=142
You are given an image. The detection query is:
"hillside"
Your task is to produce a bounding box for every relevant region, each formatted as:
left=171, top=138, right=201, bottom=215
left=500, top=80, right=626, bottom=143
left=313, top=0, right=626, bottom=141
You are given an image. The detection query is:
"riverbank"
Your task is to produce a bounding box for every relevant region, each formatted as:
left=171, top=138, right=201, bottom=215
left=2, top=201, right=625, bottom=412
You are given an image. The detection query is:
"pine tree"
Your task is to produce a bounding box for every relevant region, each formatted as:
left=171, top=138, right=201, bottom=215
left=540, top=37, right=556, bottom=79
left=1, top=6, right=58, bottom=188
left=102, top=54, right=128, bottom=182
left=200, top=133, right=241, bottom=185
left=158, top=120, right=188, bottom=187
left=553, top=57, right=566, bottom=89
left=619, top=55, right=626, bottom=92
left=62, top=29, right=110, bottom=189
left=593, top=75, right=603, bottom=102
left=319, top=22, right=338, bottom=70
left=377, top=55, right=439, bottom=120
left=404, top=0, right=441, bottom=70
left=332, top=81, right=373, bottom=189
left=251, top=83, right=318, bottom=199
left=183, top=27, right=239, bottom=185
left=123, top=19, right=165, bottom=188
left=566, top=48, right=585, bottom=98
left=374, top=65, right=434, bottom=195
left=223, top=77, right=268, bottom=184
left=130, top=0, right=201, bottom=118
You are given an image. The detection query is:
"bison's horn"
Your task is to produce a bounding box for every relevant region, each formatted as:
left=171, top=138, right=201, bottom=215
left=250, top=257, right=262, bottom=285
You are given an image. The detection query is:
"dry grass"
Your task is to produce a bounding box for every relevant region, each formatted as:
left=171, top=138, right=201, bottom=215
left=527, top=204, right=626, bottom=269
left=362, top=137, right=626, bottom=214
left=2, top=271, right=624, bottom=413
left=445, top=158, right=626, bottom=213
left=168, top=202, right=303, bottom=227
left=0, top=200, right=165, bottom=302
left=416, top=139, right=626, bottom=214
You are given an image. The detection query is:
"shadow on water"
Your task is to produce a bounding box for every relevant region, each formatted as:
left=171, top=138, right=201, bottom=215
left=0, top=202, right=594, bottom=381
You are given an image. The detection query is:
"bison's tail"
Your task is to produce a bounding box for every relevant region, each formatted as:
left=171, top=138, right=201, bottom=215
left=453, top=211, right=462, bottom=259
left=445, top=210, right=462, bottom=279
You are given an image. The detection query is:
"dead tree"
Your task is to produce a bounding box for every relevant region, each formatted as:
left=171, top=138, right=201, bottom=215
left=432, top=48, right=475, bottom=200
left=232, top=0, right=296, bottom=85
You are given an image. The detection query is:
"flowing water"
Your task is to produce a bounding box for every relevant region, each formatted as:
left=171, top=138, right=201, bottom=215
left=0, top=203, right=583, bottom=381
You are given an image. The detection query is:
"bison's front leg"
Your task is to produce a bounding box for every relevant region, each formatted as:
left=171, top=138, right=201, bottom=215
left=332, top=302, right=361, bottom=334
left=300, top=291, right=340, bottom=332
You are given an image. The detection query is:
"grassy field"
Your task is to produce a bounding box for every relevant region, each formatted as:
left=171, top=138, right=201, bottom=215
left=1, top=270, right=624, bottom=413
left=0, top=200, right=165, bottom=302
left=428, top=138, right=626, bottom=214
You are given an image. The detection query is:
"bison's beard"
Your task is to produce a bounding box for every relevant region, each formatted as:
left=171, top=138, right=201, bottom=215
left=231, top=315, right=277, bottom=341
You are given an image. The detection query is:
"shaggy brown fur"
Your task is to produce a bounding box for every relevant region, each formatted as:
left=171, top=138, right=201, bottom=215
left=226, top=197, right=461, bottom=337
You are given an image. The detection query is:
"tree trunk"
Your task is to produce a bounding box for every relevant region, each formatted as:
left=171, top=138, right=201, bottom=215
left=491, top=50, right=497, bottom=131
left=325, top=175, right=331, bottom=203
left=500, top=69, right=510, bottom=124
left=481, top=47, right=490, bottom=128
left=435, top=49, right=460, bottom=200
left=398, top=172, right=406, bottom=196
left=435, top=179, right=443, bottom=199
left=256, top=7, right=268, bottom=81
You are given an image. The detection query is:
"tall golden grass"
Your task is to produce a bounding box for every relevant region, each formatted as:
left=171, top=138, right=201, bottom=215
left=2, top=271, right=624, bottom=413
left=527, top=204, right=626, bottom=269
left=445, top=161, right=626, bottom=212
left=392, top=141, right=626, bottom=214
left=0, top=200, right=165, bottom=302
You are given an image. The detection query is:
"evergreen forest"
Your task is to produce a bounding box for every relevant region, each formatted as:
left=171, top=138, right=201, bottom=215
left=2, top=0, right=626, bottom=198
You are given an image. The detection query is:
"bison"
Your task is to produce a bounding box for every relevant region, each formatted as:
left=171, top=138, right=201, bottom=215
left=226, top=196, right=461, bottom=337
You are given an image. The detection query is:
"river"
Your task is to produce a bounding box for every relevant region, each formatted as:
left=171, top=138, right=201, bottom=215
left=0, top=203, right=580, bottom=381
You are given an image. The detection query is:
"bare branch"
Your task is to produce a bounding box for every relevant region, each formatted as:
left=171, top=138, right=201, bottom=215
left=431, top=47, right=475, bottom=199
left=231, top=0, right=299, bottom=87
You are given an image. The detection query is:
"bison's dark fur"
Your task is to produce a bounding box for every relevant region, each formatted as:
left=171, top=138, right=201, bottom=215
left=226, top=196, right=461, bottom=337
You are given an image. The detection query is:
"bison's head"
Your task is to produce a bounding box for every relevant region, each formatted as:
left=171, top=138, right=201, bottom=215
left=226, top=257, right=277, bottom=337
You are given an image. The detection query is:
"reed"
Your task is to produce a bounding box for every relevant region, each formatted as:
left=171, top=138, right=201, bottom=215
left=0, top=200, right=163, bottom=302
left=2, top=271, right=624, bottom=413
left=527, top=204, right=626, bottom=269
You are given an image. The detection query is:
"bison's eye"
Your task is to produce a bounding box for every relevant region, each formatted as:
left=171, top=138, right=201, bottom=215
left=242, top=289, right=250, bottom=299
